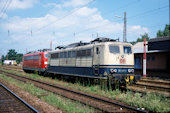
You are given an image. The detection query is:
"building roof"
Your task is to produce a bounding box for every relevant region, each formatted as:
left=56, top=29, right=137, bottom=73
left=149, top=36, right=170, bottom=42
left=148, top=36, right=170, bottom=51
left=133, top=41, right=166, bottom=54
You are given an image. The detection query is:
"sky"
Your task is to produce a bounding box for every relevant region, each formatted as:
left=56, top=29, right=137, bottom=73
left=0, top=0, right=169, bottom=56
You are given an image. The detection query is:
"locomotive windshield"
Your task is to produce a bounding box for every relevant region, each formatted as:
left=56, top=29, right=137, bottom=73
left=109, top=45, right=120, bottom=53
left=45, top=53, right=48, bottom=58
left=124, top=46, right=132, bottom=54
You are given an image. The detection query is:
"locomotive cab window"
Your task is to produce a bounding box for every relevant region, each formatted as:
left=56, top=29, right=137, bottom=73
left=124, top=46, right=132, bottom=54
left=77, top=50, right=82, bottom=57
left=82, top=50, right=86, bottom=57
left=72, top=51, right=76, bottom=58
left=33, top=55, right=39, bottom=60
left=64, top=52, right=67, bottom=58
left=96, top=47, right=99, bottom=54
left=109, top=45, right=120, bottom=54
left=86, top=49, right=91, bottom=57
left=45, top=53, right=48, bottom=58
left=60, top=52, right=63, bottom=58
left=68, top=51, right=71, bottom=58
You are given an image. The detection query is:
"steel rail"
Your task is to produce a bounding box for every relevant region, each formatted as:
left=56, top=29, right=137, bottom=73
left=0, top=83, right=39, bottom=113
left=0, top=70, right=148, bottom=113
left=0, top=66, right=23, bottom=72
left=134, top=83, right=170, bottom=91
left=139, top=79, right=170, bottom=86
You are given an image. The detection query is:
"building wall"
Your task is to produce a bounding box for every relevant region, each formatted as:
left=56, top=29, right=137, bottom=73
left=146, top=52, right=166, bottom=70
left=134, top=52, right=167, bottom=70
left=134, top=52, right=170, bottom=79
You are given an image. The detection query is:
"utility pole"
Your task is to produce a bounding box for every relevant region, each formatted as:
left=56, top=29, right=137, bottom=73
left=74, top=32, right=75, bottom=38
left=123, top=12, right=127, bottom=42
left=6, top=52, right=8, bottom=60
left=50, top=40, right=52, bottom=50
left=8, top=30, right=10, bottom=36
left=143, top=38, right=147, bottom=77
left=53, top=32, right=55, bottom=36
left=31, top=30, right=32, bottom=37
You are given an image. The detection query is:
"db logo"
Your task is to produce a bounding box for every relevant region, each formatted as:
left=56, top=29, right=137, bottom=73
left=120, top=58, right=126, bottom=64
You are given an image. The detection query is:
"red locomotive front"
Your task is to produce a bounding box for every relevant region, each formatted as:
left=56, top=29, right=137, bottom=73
left=23, top=50, right=48, bottom=74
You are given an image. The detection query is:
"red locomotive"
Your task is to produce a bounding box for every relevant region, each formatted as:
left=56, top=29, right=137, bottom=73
left=22, top=49, right=50, bottom=74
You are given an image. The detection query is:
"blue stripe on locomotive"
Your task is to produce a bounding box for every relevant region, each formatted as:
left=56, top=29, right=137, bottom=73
left=47, top=65, right=134, bottom=78
left=48, top=66, right=95, bottom=76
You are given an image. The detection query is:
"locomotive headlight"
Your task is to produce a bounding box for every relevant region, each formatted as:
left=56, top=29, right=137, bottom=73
left=113, top=69, right=117, bottom=72
left=110, top=69, right=117, bottom=73
left=128, top=69, right=134, bottom=73
left=128, top=69, right=131, bottom=72
left=131, top=69, right=134, bottom=73
left=110, top=69, right=114, bottom=73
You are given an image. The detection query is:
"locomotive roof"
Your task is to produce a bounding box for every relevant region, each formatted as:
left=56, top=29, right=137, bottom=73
left=49, top=41, right=132, bottom=54
left=24, top=51, right=48, bottom=56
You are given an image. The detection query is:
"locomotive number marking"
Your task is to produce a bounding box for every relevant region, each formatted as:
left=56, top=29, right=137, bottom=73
left=120, top=58, right=126, bottom=64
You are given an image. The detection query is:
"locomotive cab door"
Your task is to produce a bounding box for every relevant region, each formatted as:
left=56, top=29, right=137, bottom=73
left=39, top=55, right=42, bottom=68
left=93, top=46, right=100, bottom=76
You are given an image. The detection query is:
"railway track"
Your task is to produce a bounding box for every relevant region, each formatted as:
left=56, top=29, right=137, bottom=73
left=0, top=66, right=23, bottom=72
left=1, top=65, right=169, bottom=97
left=127, top=77, right=170, bottom=97
left=0, top=65, right=22, bottom=70
left=0, top=83, right=39, bottom=113
left=0, top=70, right=147, bottom=113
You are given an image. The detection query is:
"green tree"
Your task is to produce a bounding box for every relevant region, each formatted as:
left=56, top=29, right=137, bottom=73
left=5, top=49, right=23, bottom=64
left=1, top=55, right=5, bottom=65
left=163, top=24, right=170, bottom=36
left=6, top=49, right=17, bottom=60
left=156, top=30, right=164, bottom=37
left=130, top=33, right=150, bottom=45
left=130, top=41, right=137, bottom=45
left=156, top=24, right=170, bottom=37
left=15, top=53, right=23, bottom=64
left=137, top=33, right=150, bottom=42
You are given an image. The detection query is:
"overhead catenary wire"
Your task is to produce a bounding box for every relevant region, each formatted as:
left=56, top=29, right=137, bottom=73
left=2, top=0, right=96, bottom=54
left=1, top=1, right=168, bottom=55
left=127, top=5, right=169, bottom=19
left=35, top=0, right=96, bottom=33
left=0, top=0, right=11, bottom=19
left=4, top=1, right=169, bottom=41
left=75, top=5, right=169, bottom=36
left=35, top=0, right=139, bottom=35
left=0, top=0, right=9, bottom=17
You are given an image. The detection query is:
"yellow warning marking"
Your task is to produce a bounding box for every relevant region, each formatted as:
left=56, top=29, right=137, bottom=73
left=126, top=76, right=129, bottom=83
left=104, top=71, right=108, bottom=76
left=130, top=76, right=134, bottom=80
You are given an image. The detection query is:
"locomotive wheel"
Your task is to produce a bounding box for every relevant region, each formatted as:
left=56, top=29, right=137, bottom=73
left=23, top=70, right=29, bottom=73
left=100, top=79, right=107, bottom=90
left=43, top=70, right=48, bottom=76
left=107, top=76, right=120, bottom=90
left=38, top=71, right=42, bottom=75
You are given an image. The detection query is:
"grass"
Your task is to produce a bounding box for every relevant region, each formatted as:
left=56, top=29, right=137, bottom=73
left=0, top=73, right=95, bottom=113
left=0, top=68, right=170, bottom=112
left=118, top=91, right=170, bottom=112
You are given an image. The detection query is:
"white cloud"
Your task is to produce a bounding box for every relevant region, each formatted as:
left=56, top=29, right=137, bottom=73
left=0, top=0, right=39, bottom=10
left=128, top=25, right=150, bottom=35
left=0, top=0, right=38, bottom=19
left=74, top=7, right=97, bottom=16
left=63, top=0, right=92, bottom=7
left=44, top=3, right=62, bottom=9
left=91, top=14, right=103, bottom=21
left=0, top=5, right=150, bottom=53
left=0, top=12, right=8, bottom=19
